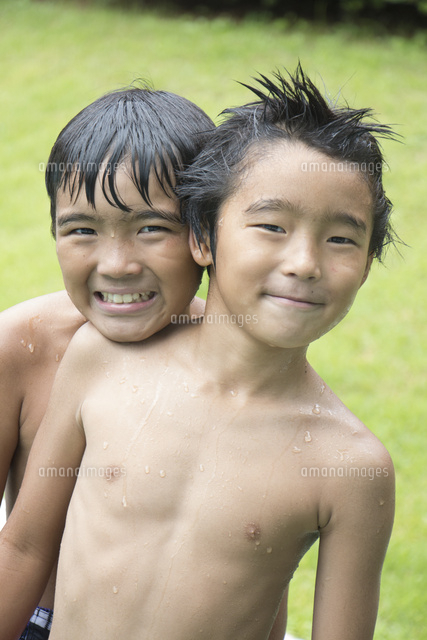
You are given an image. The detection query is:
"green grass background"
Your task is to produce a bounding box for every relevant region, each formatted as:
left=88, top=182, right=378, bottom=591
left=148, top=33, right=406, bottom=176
left=0, top=1, right=426, bottom=637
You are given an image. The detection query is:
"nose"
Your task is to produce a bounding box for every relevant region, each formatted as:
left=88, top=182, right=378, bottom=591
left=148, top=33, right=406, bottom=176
left=280, top=234, right=321, bottom=280
left=96, top=239, right=143, bottom=278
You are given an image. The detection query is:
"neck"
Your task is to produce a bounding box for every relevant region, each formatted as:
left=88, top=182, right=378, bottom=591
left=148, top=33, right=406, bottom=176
left=191, top=299, right=310, bottom=399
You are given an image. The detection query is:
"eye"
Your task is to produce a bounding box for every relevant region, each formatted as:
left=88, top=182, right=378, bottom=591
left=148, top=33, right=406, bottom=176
left=69, top=227, right=96, bottom=236
left=139, top=225, right=171, bottom=234
left=257, top=224, right=286, bottom=233
left=328, top=236, right=356, bottom=245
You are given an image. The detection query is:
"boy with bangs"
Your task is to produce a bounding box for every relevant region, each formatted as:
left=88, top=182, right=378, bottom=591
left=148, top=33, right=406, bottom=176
left=0, top=85, right=213, bottom=639
left=0, top=66, right=395, bottom=640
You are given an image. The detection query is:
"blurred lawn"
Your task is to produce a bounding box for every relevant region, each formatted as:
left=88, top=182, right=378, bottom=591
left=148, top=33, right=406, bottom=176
left=0, top=1, right=426, bottom=637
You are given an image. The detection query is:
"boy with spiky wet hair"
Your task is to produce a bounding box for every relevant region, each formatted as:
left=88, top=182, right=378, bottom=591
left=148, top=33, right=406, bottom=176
left=182, top=64, right=397, bottom=262
left=0, top=66, right=394, bottom=640
left=0, top=85, right=212, bottom=639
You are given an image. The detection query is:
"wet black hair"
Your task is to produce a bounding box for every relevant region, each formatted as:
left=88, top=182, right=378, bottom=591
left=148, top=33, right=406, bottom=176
left=180, top=64, right=399, bottom=262
left=46, top=84, right=215, bottom=236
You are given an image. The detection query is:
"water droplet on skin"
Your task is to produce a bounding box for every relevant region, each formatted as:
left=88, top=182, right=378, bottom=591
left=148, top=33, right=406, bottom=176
left=230, top=389, right=237, bottom=397
left=199, top=464, right=204, bottom=472
left=255, top=540, right=261, bottom=546
left=292, top=446, right=302, bottom=454
left=312, top=404, right=321, bottom=415
left=20, top=339, right=27, bottom=347
left=183, top=382, right=189, bottom=393
left=379, top=499, right=385, bottom=506
left=122, top=496, right=127, bottom=507
left=190, top=393, right=199, bottom=398
left=132, top=385, right=138, bottom=393
left=223, top=580, right=227, bottom=585
left=320, top=383, right=326, bottom=395
left=145, top=466, right=150, bottom=474
left=140, top=398, right=145, bottom=404
left=55, top=354, right=60, bottom=362
left=304, top=431, right=312, bottom=443
left=113, top=586, right=119, bottom=594
left=166, top=411, right=173, bottom=416
left=28, top=343, right=35, bottom=353
left=159, top=470, right=166, bottom=478
left=103, top=442, right=109, bottom=450
left=119, top=378, right=126, bottom=384
left=266, top=547, right=273, bottom=554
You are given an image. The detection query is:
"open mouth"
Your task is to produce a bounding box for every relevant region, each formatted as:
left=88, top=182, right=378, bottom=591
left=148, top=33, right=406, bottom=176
left=97, top=291, right=155, bottom=304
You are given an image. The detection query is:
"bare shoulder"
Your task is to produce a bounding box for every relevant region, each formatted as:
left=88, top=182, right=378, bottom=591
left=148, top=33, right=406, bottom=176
left=61, top=320, right=111, bottom=364
left=0, top=290, right=86, bottom=369
left=308, top=384, right=395, bottom=529
left=189, top=295, right=206, bottom=319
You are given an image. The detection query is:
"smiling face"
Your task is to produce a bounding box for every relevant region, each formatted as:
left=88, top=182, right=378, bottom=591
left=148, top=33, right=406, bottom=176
left=55, top=165, right=202, bottom=342
left=194, top=141, right=373, bottom=350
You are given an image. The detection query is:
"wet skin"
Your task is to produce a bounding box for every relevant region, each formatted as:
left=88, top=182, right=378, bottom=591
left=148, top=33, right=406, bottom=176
left=0, top=168, right=204, bottom=615
left=0, top=142, right=394, bottom=640
left=55, top=166, right=203, bottom=343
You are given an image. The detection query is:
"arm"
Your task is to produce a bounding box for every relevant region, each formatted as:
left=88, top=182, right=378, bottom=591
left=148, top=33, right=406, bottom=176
left=0, top=333, right=88, bottom=639
left=0, top=292, right=86, bottom=511
left=0, top=308, right=30, bottom=506
left=312, top=447, right=395, bottom=640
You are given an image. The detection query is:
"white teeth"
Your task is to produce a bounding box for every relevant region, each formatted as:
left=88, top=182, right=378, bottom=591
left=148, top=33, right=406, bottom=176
left=100, top=292, right=153, bottom=304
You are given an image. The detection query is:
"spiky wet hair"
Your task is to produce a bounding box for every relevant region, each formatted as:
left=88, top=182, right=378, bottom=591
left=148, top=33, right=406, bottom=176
left=180, top=64, right=399, bottom=262
left=46, top=84, right=214, bottom=236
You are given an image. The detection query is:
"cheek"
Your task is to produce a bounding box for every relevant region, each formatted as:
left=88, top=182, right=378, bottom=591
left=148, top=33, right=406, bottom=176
left=162, top=238, right=201, bottom=276
left=57, top=247, right=88, bottom=287
left=159, top=235, right=193, bottom=263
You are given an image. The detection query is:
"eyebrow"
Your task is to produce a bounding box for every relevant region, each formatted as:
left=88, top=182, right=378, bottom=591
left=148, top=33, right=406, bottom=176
left=56, top=208, right=182, bottom=229
left=244, top=198, right=368, bottom=235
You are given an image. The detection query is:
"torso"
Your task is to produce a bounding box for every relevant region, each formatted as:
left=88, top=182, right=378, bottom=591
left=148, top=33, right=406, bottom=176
left=52, top=324, right=381, bottom=639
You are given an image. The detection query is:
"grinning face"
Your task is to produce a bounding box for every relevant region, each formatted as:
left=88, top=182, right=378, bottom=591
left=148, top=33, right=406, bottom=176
left=195, top=141, right=374, bottom=351
left=55, top=165, right=202, bottom=343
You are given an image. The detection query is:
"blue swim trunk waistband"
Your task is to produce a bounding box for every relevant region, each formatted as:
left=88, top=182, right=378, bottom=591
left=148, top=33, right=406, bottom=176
left=20, top=606, right=53, bottom=640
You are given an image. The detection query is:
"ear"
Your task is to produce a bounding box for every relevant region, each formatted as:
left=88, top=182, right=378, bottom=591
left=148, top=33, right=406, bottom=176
left=189, top=230, right=213, bottom=267
left=359, top=252, right=374, bottom=288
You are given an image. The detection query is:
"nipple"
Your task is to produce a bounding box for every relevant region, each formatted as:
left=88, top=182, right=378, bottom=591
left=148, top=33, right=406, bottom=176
left=245, top=523, right=261, bottom=542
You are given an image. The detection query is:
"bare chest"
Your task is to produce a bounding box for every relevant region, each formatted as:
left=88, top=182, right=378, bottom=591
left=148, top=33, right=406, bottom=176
left=76, top=370, right=322, bottom=562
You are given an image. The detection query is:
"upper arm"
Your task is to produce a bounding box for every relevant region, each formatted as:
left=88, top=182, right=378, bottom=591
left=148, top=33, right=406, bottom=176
left=2, top=326, right=95, bottom=559
left=0, top=311, right=27, bottom=500
left=0, top=292, right=86, bottom=507
left=313, top=447, right=395, bottom=640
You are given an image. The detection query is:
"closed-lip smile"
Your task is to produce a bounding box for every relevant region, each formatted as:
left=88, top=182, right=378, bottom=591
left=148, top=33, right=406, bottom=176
left=265, top=292, right=324, bottom=307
